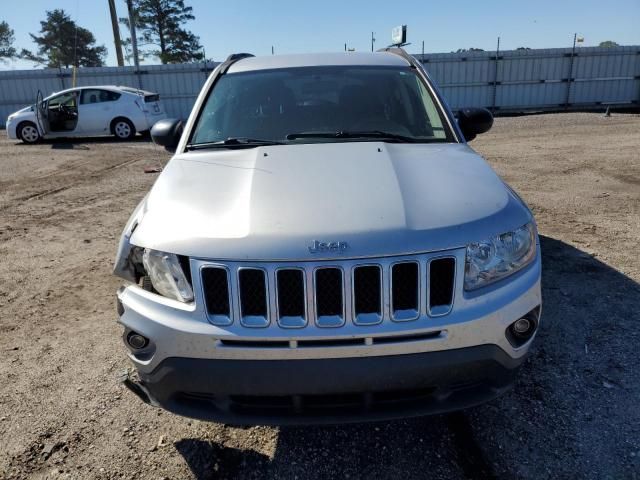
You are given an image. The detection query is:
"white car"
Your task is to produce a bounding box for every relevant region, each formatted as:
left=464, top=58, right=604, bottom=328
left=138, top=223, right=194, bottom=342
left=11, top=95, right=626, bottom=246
left=6, top=85, right=167, bottom=143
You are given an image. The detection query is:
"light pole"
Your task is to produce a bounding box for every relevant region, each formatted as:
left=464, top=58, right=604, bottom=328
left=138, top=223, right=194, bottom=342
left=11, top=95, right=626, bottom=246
left=371, top=32, right=375, bottom=52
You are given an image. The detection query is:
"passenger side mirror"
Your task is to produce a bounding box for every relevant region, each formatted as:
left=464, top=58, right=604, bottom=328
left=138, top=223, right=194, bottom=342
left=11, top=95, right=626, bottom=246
left=151, top=118, right=183, bottom=152
left=456, top=108, right=493, bottom=142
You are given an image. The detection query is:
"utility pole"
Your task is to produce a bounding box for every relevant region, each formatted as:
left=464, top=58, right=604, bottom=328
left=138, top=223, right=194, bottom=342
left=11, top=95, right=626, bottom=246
left=564, top=33, right=578, bottom=109
left=108, top=0, right=124, bottom=66
left=371, top=32, right=375, bottom=52
left=126, top=0, right=140, bottom=70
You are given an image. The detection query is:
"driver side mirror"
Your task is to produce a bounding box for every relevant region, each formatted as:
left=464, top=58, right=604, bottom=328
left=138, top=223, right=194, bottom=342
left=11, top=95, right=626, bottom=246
left=151, top=118, right=183, bottom=152
left=456, top=108, right=493, bottom=142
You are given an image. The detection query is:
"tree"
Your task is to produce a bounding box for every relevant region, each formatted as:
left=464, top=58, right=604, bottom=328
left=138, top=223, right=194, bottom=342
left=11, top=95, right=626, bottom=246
left=0, top=21, right=17, bottom=60
left=598, top=40, right=619, bottom=48
left=122, top=0, right=203, bottom=64
left=21, top=9, right=107, bottom=68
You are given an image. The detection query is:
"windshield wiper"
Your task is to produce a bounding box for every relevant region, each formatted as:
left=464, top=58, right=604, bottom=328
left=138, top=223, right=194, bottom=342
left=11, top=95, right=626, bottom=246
left=286, top=130, right=425, bottom=143
left=186, top=137, right=284, bottom=150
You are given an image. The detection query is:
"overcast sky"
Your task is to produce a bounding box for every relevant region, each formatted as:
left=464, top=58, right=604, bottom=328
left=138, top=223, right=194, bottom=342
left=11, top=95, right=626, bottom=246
left=2, top=0, right=639, bottom=69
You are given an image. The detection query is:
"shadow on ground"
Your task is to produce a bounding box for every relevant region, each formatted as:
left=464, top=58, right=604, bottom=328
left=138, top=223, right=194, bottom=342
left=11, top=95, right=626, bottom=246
left=174, top=236, right=640, bottom=480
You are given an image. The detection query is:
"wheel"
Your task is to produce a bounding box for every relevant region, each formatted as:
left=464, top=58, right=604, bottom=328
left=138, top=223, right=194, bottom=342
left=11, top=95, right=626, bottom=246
left=112, top=118, right=136, bottom=140
left=18, top=122, right=41, bottom=144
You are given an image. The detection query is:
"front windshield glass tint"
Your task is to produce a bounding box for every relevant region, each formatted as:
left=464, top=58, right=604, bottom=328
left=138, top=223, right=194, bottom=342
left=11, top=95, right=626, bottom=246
left=190, top=66, right=453, bottom=145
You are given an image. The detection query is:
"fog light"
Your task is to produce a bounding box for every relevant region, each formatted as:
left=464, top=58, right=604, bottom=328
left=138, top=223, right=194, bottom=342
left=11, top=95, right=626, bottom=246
left=126, top=331, right=149, bottom=350
left=512, top=318, right=532, bottom=336
left=506, top=308, right=539, bottom=348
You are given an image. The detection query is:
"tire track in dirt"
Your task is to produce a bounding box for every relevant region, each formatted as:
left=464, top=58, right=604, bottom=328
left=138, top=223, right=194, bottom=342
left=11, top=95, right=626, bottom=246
left=12, top=158, right=144, bottom=204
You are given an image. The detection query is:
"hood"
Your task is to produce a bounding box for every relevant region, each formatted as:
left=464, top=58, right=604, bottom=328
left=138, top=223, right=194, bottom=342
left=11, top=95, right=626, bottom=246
left=131, top=142, right=533, bottom=260
left=9, top=106, right=34, bottom=118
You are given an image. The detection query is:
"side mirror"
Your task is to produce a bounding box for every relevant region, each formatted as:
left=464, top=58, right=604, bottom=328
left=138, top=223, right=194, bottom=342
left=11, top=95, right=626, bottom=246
left=151, top=118, right=183, bottom=152
left=457, top=108, right=493, bottom=142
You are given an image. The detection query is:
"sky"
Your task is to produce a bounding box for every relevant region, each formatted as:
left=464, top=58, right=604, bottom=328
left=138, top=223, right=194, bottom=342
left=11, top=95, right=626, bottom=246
left=1, top=0, right=639, bottom=69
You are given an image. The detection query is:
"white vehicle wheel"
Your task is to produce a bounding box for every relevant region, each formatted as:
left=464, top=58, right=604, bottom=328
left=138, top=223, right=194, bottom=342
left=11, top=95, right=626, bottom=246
left=19, top=123, right=41, bottom=144
left=113, top=119, right=135, bottom=140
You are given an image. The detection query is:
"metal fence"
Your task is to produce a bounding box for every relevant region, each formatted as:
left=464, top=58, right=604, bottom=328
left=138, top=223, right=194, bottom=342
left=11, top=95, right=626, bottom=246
left=419, top=45, right=640, bottom=113
left=1, top=46, right=639, bottom=128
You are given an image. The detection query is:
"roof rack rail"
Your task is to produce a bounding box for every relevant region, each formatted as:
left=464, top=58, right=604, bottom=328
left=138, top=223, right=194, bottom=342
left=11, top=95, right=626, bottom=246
left=219, top=53, right=255, bottom=74
left=225, top=53, right=254, bottom=62
left=377, top=47, right=421, bottom=69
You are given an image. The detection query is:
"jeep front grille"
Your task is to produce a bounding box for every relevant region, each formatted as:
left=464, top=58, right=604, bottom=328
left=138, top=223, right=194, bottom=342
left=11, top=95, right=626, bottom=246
left=200, top=253, right=457, bottom=329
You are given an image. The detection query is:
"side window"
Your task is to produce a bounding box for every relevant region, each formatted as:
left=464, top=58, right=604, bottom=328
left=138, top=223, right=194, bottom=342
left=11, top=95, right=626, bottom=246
left=48, top=92, right=78, bottom=108
left=81, top=89, right=121, bottom=104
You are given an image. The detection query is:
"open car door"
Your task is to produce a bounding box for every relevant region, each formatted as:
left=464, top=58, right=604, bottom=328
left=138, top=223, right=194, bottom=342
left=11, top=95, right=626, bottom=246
left=35, top=90, right=50, bottom=136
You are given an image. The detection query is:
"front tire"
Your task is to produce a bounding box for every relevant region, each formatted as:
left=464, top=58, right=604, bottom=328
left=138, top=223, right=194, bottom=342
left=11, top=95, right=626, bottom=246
left=112, top=118, right=136, bottom=140
left=18, top=122, right=41, bottom=144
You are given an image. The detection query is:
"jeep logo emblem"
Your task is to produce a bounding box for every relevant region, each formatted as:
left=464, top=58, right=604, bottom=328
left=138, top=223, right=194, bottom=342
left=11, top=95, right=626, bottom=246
left=308, top=240, right=349, bottom=254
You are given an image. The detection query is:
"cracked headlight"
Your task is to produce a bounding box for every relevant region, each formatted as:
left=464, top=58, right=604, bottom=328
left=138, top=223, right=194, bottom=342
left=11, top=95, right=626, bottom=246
left=464, top=223, right=536, bottom=290
left=142, top=249, right=194, bottom=302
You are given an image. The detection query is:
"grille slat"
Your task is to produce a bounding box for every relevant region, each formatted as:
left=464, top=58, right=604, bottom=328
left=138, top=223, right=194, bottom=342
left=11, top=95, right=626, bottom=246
left=353, top=265, right=382, bottom=325
left=391, top=262, right=419, bottom=321
left=238, top=269, right=269, bottom=327
left=428, top=258, right=456, bottom=315
left=315, top=268, right=344, bottom=327
left=200, top=255, right=457, bottom=329
left=201, top=267, right=232, bottom=325
left=276, top=269, right=306, bottom=328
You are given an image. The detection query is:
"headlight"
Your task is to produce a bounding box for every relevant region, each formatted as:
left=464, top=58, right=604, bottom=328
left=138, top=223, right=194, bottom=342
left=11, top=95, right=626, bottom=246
left=142, top=249, right=194, bottom=302
left=464, top=223, right=536, bottom=290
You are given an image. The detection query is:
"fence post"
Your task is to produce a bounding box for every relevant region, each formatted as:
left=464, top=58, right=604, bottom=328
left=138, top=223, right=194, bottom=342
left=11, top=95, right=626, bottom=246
left=57, top=66, right=66, bottom=90
left=565, top=33, right=577, bottom=109
left=492, top=37, right=500, bottom=112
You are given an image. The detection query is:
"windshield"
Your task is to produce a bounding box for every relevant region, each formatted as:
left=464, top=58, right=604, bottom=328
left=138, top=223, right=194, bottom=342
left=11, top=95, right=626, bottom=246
left=190, top=66, right=454, bottom=146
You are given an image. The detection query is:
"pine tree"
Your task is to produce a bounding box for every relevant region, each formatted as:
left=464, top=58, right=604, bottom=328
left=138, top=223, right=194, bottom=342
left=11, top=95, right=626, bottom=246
left=21, top=10, right=107, bottom=68
left=0, top=21, right=17, bottom=60
left=123, top=0, right=204, bottom=64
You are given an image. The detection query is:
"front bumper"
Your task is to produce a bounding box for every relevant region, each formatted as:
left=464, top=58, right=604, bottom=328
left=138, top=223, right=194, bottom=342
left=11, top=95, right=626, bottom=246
left=5, top=118, right=17, bottom=139
left=117, top=251, right=541, bottom=424
left=127, top=345, right=524, bottom=425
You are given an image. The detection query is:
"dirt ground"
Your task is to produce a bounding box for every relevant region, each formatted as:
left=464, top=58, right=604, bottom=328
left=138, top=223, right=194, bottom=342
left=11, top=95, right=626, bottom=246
left=0, top=112, right=639, bottom=480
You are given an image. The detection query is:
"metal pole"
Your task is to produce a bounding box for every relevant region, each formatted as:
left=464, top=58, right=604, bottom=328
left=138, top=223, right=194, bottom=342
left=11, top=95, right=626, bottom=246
left=422, top=40, right=424, bottom=61
left=492, top=36, right=500, bottom=112
left=371, top=32, right=375, bottom=52
left=344, top=43, right=347, bottom=52
left=565, top=33, right=577, bottom=109
left=272, top=46, right=274, bottom=55
left=108, top=0, right=124, bottom=66
left=126, top=0, right=140, bottom=70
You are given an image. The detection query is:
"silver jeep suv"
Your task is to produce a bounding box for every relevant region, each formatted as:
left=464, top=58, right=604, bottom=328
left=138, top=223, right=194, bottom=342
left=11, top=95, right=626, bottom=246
left=114, top=49, right=541, bottom=425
